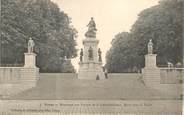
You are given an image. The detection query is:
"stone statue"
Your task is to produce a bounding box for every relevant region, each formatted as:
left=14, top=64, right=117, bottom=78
left=87, top=17, right=97, bottom=31
left=98, top=48, right=102, bottom=62
left=85, top=17, right=97, bottom=38
left=64, top=56, right=67, bottom=60
left=148, top=39, right=153, bottom=54
left=28, top=37, right=35, bottom=53
left=80, top=48, right=83, bottom=62
left=88, top=47, right=93, bottom=60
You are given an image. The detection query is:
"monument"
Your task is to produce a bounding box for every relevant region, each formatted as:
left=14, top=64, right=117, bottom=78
left=144, top=39, right=157, bottom=68
left=24, top=37, right=37, bottom=68
left=142, top=39, right=160, bottom=89
left=78, top=17, right=105, bottom=79
left=23, top=37, right=39, bottom=82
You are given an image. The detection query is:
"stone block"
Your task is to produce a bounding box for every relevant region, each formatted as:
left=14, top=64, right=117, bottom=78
left=145, top=54, right=157, bottom=68
left=24, top=53, right=37, bottom=68
left=78, top=62, right=105, bottom=79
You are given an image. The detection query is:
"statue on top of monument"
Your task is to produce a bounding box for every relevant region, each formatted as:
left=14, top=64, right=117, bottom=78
left=148, top=39, right=153, bottom=54
left=80, top=48, right=83, bottom=62
left=98, top=48, right=102, bottom=62
left=88, top=47, right=93, bottom=60
left=28, top=37, right=35, bottom=53
left=85, top=17, right=97, bottom=38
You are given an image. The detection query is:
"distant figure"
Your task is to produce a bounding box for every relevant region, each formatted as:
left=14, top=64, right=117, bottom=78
left=88, top=47, right=93, bottom=60
left=96, top=75, right=100, bottom=80
left=138, top=69, right=142, bottom=74
left=98, top=48, right=102, bottom=62
left=28, top=37, right=35, bottom=53
left=63, top=56, right=68, bottom=61
left=105, top=69, right=108, bottom=79
left=148, top=39, right=153, bottom=54
left=132, top=66, right=138, bottom=73
left=80, top=48, right=83, bottom=62
left=167, top=61, right=173, bottom=68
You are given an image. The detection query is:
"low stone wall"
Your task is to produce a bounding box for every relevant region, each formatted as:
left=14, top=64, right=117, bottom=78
left=108, top=73, right=140, bottom=77
left=0, top=67, right=21, bottom=83
left=142, top=68, right=183, bottom=99
left=40, top=73, right=77, bottom=78
left=0, top=67, right=39, bottom=98
left=160, top=68, right=184, bottom=84
left=159, top=68, right=183, bottom=98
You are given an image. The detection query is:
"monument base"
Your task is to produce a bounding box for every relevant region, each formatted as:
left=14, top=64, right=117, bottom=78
left=24, top=53, right=37, bottom=68
left=78, top=62, right=105, bottom=80
left=145, top=54, right=157, bottom=68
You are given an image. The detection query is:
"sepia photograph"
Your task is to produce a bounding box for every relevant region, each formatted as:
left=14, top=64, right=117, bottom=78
left=0, top=0, right=184, bottom=114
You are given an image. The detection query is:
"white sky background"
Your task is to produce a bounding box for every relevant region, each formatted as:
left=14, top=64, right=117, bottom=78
left=51, top=0, right=159, bottom=70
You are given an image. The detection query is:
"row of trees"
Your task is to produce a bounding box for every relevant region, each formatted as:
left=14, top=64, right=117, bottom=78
left=1, top=0, right=77, bottom=72
left=106, top=0, right=183, bottom=73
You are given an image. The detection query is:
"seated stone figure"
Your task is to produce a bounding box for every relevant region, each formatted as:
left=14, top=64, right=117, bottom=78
left=85, top=17, right=97, bottom=38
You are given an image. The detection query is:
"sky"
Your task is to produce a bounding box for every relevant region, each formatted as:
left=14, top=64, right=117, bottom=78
left=51, top=0, right=159, bottom=70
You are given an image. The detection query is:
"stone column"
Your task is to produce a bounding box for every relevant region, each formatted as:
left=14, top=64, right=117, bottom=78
left=24, top=53, right=37, bottom=68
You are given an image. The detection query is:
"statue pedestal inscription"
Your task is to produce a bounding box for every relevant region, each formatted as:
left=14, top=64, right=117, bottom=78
left=78, top=18, right=105, bottom=80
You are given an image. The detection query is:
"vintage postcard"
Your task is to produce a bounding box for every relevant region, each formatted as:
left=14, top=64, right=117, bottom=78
left=0, top=0, right=183, bottom=114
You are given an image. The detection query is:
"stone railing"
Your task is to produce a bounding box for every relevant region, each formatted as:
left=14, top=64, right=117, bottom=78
left=160, top=68, right=184, bottom=84
left=0, top=67, right=22, bottom=84
left=0, top=67, right=39, bottom=83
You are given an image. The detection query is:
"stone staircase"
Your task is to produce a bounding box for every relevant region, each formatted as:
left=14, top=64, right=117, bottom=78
left=9, top=73, right=169, bottom=100
left=20, top=68, right=39, bottom=81
left=142, top=68, right=161, bottom=88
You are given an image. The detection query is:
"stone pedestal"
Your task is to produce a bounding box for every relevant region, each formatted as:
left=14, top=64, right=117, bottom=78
left=78, top=62, right=105, bottom=79
left=145, top=54, right=157, bottom=68
left=24, top=53, right=37, bottom=68
left=78, top=38, right=105, bottom=80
